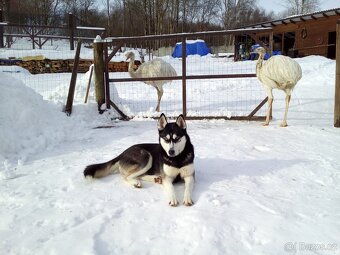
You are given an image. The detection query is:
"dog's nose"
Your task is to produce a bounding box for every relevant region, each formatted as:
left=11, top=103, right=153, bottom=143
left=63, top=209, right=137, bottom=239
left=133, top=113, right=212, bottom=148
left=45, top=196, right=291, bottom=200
left=169, top=149, right=175, bottom=156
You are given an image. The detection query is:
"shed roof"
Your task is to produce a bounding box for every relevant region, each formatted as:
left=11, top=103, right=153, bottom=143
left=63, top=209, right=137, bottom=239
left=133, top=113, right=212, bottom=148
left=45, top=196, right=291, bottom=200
left=240, top=7, right=340, bottom=29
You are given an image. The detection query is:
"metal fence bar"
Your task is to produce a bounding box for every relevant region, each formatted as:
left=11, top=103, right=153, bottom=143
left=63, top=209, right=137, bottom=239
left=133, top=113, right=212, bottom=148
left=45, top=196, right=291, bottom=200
left=0, top=10, right=4, bottom=48
left=108, top=74, right=256, bottom=83
left=181, top=37, right=187, bottom=116
left=104, top=45, right=111, bottom=110
left=334, top=19, right=340, bottom=127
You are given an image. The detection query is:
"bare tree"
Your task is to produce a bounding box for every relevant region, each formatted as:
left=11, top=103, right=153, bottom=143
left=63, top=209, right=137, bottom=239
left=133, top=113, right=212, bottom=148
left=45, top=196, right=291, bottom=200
left=0, top=0, right=11, bottom=20
left=220, top=0, right=273, bottom=46
left=282, top=0, right=320, bottom=15
left=61, top=0, right=96, bottom=23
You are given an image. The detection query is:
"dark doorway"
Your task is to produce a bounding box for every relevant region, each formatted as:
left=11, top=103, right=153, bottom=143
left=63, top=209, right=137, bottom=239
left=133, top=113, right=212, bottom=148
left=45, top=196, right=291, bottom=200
left=284, top=32, right=297, bottom=57
left=327, top=31, right=336, bottom=59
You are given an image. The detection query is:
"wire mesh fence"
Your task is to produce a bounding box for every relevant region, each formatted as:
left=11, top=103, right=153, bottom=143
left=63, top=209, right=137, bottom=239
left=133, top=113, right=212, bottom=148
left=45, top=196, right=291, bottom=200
left=0, top=38, right=96, bottom=105
left=102, top=30, right=269, bottom=119
left=1, top=28, right=270, bottom=120
left=108, top=58, right=265, bottom=118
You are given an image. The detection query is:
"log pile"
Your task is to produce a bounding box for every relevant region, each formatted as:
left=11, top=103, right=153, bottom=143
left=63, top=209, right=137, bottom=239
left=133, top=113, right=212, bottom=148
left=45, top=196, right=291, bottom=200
left=0, top=58, right=141, bottom=74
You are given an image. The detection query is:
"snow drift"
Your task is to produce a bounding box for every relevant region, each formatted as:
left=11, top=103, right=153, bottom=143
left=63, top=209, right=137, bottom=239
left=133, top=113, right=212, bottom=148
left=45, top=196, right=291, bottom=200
left=0, top=73, right=66, bottom=165
left=0, top=53, right=339, bottom=255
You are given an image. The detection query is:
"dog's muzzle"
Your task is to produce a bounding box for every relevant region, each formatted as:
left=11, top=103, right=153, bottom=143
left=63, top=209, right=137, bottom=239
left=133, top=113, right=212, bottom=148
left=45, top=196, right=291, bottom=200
left=168, top=149, right=175, bottom=157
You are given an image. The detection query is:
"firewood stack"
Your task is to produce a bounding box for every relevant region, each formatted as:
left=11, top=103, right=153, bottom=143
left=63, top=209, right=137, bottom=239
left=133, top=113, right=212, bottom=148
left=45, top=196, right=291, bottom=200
left=1, top=58, right=141, bottom=74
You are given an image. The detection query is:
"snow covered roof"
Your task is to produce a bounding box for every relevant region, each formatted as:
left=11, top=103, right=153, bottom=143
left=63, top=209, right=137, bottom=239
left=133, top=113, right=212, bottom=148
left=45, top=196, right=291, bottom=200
left=240, top=7, right=340, bottom=29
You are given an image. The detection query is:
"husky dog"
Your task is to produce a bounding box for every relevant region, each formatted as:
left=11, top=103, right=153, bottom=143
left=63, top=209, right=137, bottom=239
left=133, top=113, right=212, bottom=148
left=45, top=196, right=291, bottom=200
left=83, top=114, right=195, bottom=206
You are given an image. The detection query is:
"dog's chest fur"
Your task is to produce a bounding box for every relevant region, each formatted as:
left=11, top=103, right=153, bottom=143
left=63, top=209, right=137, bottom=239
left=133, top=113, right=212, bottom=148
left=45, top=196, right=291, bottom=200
left=163, top=163, right=194, bottom=178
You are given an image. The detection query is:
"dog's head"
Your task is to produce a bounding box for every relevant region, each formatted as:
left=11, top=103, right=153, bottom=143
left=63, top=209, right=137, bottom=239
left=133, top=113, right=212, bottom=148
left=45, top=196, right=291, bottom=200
left=158, top=113, right=188, bottom=157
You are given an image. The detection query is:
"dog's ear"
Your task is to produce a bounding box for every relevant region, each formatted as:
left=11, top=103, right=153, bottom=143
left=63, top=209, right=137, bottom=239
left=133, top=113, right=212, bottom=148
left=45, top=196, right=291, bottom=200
left=176, top=114, right=186, bottom=129
left=158, top=113, right=168, bottom=131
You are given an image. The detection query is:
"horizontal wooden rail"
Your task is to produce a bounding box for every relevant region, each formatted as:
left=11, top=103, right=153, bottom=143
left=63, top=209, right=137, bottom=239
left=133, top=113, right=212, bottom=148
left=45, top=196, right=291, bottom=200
left=0, top=22, right=105, bottom=31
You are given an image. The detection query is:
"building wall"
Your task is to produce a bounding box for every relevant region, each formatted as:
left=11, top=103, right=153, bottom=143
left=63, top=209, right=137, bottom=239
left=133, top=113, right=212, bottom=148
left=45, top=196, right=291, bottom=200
left=272, top=15, right=339, bottom=58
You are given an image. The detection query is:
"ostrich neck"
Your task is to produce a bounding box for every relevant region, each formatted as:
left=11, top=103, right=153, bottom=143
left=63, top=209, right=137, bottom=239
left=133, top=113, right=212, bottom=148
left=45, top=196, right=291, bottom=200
left=256, top=53, right=265, bottom=75
left=128, top=56, right=139, bottom=78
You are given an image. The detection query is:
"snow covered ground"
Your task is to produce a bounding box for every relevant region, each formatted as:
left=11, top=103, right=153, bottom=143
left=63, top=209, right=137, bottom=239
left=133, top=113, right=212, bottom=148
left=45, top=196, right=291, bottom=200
left=0, top=45, right=340, bottom=255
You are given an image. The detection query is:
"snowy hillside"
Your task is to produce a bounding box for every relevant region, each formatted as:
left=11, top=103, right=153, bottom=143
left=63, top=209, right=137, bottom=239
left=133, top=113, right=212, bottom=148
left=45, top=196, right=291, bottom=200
left=0, top=52, right=340, bottom=255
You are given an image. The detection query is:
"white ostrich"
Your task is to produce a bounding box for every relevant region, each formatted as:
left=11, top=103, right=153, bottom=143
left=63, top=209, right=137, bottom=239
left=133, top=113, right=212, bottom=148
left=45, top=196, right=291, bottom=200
left=126, top=51, right=177, bottom=112
left=255, top=47, right=302, bottom=127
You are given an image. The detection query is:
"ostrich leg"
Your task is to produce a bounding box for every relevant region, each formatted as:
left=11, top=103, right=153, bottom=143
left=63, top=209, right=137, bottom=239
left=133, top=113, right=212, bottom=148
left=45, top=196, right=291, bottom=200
left=263, top=98, right=273, bottom=126
left=155, top=87, right=163, bottom=112
left=281, top=94, right=291, bottom=127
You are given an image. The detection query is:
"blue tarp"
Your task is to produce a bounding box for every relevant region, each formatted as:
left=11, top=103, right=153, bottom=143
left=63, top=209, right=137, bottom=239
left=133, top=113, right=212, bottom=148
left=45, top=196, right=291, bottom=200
left=172, top=40, right=210, bottom=58
left=250, top=44, right=281, bottom=60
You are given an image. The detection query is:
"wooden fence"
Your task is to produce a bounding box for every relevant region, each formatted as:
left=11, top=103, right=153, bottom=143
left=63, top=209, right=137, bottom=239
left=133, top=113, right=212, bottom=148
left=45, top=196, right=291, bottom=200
left=0, top=11, right=105, bottom=50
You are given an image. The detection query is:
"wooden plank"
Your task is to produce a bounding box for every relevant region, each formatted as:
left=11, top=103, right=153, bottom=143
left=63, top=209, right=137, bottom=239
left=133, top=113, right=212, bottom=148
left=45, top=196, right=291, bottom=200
left=84, top=65, right=94, bottom=103
left=65, top=40, right=82, bottom=115
left=109, top=101, right=129, bottom=120
left=107, top=41, right=124, bottom=62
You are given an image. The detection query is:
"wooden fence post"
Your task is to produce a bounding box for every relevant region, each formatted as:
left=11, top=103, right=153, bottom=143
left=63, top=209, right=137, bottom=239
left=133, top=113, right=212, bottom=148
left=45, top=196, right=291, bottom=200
left=68, top=13, right=75, bottom=50
left=335, top=20, right=340, bottom=127
left=269, top=32, right=273, bottom=55
left=65, top=40, right=82, bottom=115
left=93, top=37, right=105, bottom=113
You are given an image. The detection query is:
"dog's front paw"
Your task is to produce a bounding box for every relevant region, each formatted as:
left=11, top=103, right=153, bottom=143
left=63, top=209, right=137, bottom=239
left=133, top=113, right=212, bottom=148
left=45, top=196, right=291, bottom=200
left=183, top=193, right=194, bottom=206
left=154, top=176, right=162, bottom=184
left=133, top=181, right=142, bottom=188
left=169, top=199, right=178, bottom=207
left=183, top=198, right=194, bottom=206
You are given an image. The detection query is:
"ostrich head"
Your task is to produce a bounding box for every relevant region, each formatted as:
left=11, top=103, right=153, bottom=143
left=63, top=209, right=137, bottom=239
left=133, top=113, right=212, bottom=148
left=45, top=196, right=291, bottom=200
left=255, top=47, right=266, bottom=57
left=125, top=51, right=135, bottom=61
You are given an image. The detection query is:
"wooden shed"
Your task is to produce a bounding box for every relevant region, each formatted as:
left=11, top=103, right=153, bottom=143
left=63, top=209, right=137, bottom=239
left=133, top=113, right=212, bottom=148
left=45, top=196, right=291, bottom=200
left=236, top=8, right=340, bottom=59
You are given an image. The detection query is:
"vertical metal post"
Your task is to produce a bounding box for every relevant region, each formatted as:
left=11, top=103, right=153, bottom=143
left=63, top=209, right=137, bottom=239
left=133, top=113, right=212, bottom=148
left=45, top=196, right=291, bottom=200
left=334, top=20, right=340, bottom=127
left=182, top=37, right=187, bottom=117
left=104, top=44, right=111, bottom=109
left=0, top=10, right=4, bottom=48
left=68, top=13, right=75, bottom=50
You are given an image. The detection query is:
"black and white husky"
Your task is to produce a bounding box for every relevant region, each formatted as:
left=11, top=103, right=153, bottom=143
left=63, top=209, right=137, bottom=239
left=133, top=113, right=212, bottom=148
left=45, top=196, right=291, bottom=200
left=83, top=114, right=195, bottom=206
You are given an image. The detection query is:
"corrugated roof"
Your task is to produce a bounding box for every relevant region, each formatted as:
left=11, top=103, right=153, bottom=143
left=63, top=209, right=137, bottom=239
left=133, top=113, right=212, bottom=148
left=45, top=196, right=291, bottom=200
left=240, top=7, right=340, bottom=29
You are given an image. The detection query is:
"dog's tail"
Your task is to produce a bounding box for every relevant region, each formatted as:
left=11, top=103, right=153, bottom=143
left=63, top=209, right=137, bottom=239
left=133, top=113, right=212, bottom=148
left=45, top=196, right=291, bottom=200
left=84, top=156, right=120, bottom=178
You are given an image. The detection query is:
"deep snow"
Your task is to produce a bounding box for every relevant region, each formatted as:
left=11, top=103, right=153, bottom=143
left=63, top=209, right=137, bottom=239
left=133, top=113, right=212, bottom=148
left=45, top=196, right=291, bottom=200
left=0, top=48, right=340, bottom=255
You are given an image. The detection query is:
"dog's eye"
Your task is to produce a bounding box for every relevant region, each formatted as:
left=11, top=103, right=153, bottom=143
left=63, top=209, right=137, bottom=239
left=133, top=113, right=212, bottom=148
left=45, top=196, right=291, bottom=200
left=174, top=137, right=181, bottom=142
left=163, top=138, right=170, bottom=143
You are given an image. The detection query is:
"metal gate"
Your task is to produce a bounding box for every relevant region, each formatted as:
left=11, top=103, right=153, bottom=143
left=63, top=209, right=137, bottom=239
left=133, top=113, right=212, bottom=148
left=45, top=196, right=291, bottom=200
left=93, top=28, right=272, bottom=120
